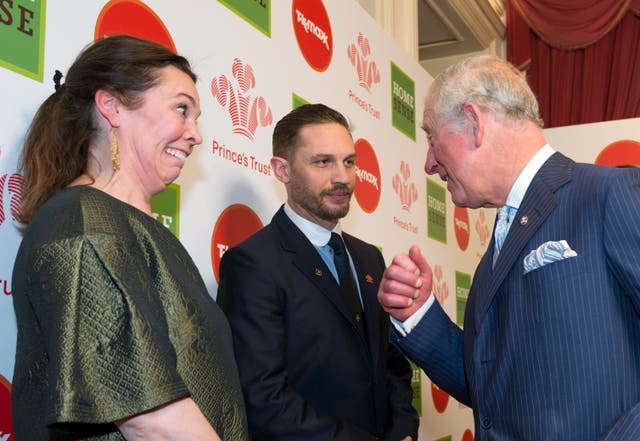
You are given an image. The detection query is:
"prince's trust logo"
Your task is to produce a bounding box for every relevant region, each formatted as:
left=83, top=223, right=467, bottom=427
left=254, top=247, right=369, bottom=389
left=347, top=32, right=380, bottom=119
left=392, top=161, right=417, bottom=212
left=347, top=32, right=381, bottom=120
left=0, top=172, right=22, bottom=227
left=347, top=33, right=380, bottom=92
left=211, top=58, right=273, bottom=141
left=0, top=153, right=23, bottom=298
left=392, top=161, right=418, bottom=235
left=432, top=264, right=449, bottom=305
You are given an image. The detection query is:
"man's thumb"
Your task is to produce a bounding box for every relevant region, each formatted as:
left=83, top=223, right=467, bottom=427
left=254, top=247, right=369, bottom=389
left=409, top=245, right=430, bottom=274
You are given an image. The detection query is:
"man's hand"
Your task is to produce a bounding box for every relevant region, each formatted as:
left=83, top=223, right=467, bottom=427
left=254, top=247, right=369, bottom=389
left=378, top=245, right=433, bottom=322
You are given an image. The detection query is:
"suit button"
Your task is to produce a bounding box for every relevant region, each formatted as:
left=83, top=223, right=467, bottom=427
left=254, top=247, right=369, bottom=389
left=481, top=417, right=492, bottom=429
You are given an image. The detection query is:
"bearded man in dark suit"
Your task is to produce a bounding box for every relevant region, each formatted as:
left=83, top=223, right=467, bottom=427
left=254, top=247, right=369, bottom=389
left=218, top=103, right=419, bottom=441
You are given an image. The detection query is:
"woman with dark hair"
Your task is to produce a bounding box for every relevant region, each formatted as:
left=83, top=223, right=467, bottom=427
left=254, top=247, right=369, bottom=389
left=11, top=35, right=248, bottom=440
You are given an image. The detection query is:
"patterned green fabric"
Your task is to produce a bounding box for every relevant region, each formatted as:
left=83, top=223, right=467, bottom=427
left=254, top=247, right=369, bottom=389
left=12, top=186, right=248, bottom=440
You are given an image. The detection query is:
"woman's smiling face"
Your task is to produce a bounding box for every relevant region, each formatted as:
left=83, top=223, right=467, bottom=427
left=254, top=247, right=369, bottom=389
left=117, top=65, right=202, bottom=196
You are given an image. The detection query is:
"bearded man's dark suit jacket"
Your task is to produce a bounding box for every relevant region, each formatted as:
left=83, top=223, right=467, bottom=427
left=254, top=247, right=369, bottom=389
left=217, top=206, right=418, bottom=441
left=392, top=153, right=640, bottom=440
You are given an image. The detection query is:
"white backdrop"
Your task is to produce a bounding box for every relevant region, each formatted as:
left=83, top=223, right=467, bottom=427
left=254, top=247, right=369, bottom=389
left=0, top=1, right=638, bottom=440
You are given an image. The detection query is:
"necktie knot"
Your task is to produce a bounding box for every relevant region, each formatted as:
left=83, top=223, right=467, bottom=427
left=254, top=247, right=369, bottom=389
left=328, top=232, right=346, bottom=258
left=494, top=205, right=514, bottom=254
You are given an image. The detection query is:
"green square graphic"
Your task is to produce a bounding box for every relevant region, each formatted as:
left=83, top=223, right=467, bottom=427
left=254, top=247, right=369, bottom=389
left=409, top=360, right=422, bottom=416
left=219, top=0, right=270, bottom=37
left=427, top=178, right=446, bottom=243
left=0, top=0, right=46, bottom=81
left=455, top=271, right=471, bottom=326
left=151, top=183, right=180, bottom=238
left=390, top=62, right=415, bottom=141
left=434, top=436, right=452, bottom=441
left=292, top=92, right=309, bottom=109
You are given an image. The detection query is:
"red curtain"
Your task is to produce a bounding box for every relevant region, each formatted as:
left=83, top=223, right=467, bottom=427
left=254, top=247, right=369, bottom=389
left=507, top=0, right=640, bottom=127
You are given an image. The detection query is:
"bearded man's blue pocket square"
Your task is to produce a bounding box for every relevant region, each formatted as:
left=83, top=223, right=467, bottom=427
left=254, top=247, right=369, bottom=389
left=523, top=240, right=578, bottom=274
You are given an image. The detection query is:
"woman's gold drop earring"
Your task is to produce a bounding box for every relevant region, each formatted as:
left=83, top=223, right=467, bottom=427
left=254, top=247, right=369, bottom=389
left=111, top=128, right=120, bottom=172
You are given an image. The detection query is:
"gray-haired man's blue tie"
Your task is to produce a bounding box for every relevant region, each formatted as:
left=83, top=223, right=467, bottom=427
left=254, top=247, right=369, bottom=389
left=493, top=205, right=516, bottom=268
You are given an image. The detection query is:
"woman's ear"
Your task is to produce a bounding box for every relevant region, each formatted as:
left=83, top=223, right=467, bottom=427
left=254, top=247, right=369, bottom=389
left=271, top=156, right=290, bottom=184
left=94, top=89, right=121, bottom=127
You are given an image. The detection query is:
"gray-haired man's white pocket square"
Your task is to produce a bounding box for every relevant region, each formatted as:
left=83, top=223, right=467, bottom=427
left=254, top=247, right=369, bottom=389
left=523, top=240, right=577, bottom=274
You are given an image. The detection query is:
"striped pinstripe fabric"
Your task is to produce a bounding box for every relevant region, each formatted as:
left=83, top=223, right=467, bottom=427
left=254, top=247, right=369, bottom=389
left=392, top=153, right=640, bottom=440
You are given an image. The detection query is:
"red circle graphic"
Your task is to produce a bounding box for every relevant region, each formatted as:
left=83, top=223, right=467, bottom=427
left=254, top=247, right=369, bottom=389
left=95, top=0, right=176, bottom=51
left=211, top=204, right=263, bottom=283
left=0, top=375, right=13, bottom=438
left=461, top=428, right=474, bottom=441
left=353, top=138, right=381, bottom=214
left=431, top=381, right=450, bottom=413
left=292, top=0, right=333, bottom=72
left=454, top=205, right=470, bottom=251
left=594, top=140, right=640, bottom=167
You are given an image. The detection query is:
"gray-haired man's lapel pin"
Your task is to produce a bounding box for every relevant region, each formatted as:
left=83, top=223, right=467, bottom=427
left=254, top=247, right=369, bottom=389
left=520, top=215, right=528, bottom=225
left=315, top=268, right=323, bottom=277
